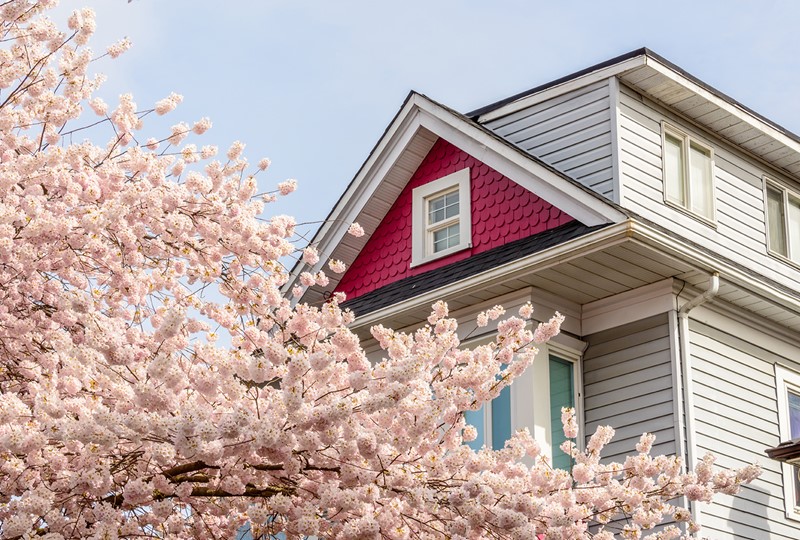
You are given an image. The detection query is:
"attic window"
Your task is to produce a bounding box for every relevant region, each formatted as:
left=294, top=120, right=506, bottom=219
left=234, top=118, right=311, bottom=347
left=411, top=168, right=471, bottom=267
left=662, top=123, right=715, bottom=222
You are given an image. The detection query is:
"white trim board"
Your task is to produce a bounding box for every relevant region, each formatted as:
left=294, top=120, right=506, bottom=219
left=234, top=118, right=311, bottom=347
left=581, top=278, right=677, bottom=335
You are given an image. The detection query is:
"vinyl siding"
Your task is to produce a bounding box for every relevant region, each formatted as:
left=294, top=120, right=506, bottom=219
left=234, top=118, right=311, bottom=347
left=583, top=313, right=676, bottom=462
left=483, top=80, right=615, bottom=200
left=690, top=317, right=800, bottom=539
left=616, top=83, right=800, bottom=296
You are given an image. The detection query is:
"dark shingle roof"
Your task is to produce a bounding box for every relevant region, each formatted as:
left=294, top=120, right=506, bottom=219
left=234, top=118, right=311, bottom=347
left=342, top=221, right=607, bottom=316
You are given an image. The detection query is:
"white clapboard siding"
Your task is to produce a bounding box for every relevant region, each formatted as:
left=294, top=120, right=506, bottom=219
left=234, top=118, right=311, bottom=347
left=689, top=319, right=800, bottom=539
left=616, top=83, right=800, bottom=294
left=583, top=314, right=676, bottom=461
left=483, top=80, right=615, bottom=200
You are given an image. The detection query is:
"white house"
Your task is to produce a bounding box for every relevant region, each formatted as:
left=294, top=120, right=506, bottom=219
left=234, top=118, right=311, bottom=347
left=291, top=48, right=800, bottom=539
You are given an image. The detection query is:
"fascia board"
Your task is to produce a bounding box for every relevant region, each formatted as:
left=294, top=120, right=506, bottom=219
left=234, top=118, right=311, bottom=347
left=644, top=56, right=800, bottom=156
left=580, top=278, right=677, bottom=336
left=477, top=56, right=646, bottom=124
left=414, top=95, right=627, bottom=226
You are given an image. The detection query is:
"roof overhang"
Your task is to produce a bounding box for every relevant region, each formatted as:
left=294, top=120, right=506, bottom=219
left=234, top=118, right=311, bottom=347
left=345, top=217, right=800, bottom=339
left=288, top=92, right=627, bottom=305
left=476, top=48, right=800, bottom=180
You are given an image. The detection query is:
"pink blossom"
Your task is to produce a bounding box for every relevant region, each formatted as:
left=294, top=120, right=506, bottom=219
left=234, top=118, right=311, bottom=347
left=561, top=407, right=579, bottom=438
left=302, top=246, right=320, bottom=265
left=89, top=97, right=107, bottom=116
left=192, top=117, right=212, bottom=135
left=533, top=312, right=564, bottom=343
left=155, top=92, right=183, bottom=115
left=278, top=178, right=297, bottom=195
left=106, top=37, right=131, bottom=58
left=348, top=222, right=365, bottom=237
left=328, top=259, right=346, bottom=273
left=227, top=140, right=245, bottom=160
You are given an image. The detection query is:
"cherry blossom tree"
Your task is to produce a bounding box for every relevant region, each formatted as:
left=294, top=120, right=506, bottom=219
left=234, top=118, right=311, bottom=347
left=0, top=2, right=760, bottom=539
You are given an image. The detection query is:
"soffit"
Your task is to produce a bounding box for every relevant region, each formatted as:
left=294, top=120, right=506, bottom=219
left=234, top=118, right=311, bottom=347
left=345, top=223, right=800, bottom=341
left=618, top=58, right=800, bottom=180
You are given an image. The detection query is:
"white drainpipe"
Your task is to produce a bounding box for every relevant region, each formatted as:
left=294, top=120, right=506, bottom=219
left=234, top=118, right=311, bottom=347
left=677, top=271, right=719, bottom=525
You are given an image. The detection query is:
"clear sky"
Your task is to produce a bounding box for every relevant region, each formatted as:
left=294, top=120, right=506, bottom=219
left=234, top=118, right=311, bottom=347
left=53, top=0, right=800, bottom=237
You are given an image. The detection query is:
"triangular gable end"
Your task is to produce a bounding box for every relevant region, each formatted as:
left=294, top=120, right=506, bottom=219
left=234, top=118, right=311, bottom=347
left=335, top=138, right=575, bottom=301
left=288, top=92, right=626, bottom=308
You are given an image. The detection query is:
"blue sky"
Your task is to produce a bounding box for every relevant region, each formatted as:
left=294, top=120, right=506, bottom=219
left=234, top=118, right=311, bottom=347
left=54, top=0, right=800, bottom=236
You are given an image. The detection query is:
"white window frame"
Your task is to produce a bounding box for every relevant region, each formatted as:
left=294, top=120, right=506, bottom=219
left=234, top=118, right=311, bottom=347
left=661, top=122, right=716, bottom=224
left=775, top=364, right=800, bottom=520
left=764, top=178, right=800, bottom=267
left=462, top=337, right=582, bottom=465
left=411, top=168, right=471, bottom=267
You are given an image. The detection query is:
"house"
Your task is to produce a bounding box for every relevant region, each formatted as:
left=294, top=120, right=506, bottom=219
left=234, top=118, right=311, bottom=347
left=289, top=48, right=800, bottom=539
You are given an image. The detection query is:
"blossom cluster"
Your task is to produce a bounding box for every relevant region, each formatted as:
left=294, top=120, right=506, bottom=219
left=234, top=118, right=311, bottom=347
left=0, top=3, right=760, bottom=540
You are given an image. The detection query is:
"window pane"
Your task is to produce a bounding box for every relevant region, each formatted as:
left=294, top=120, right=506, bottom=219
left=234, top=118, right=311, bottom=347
left=549, top=356, right=574, bottom=470
left=788, top=195, right=800, bottom=262
left=790, top=391, right=800, bottom=505
left=767, top=185, right=787, bottom=256
left=428, top=191, right=459, bottom=225
left=444, top=191, right=459, bottom=219
left=428, top=194, right=445, bottom=224
left=664, top=134, right=685, bottom=204
left=689, top=143, right=713, bottom=218
left=789, top=391, right=800, bottom=438
left=491, top=386, right=512, bottom=450
left=433, top=223, right=459, bottom=253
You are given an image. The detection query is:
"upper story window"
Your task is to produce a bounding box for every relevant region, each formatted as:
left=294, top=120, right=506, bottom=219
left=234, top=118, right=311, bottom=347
left=765, top=179, right=800, bottom=264
left=661, top=123, right=715, bottom=222
left=775, top=365, right=800, bottom=518
left=411, top=168, right=471, bottom=267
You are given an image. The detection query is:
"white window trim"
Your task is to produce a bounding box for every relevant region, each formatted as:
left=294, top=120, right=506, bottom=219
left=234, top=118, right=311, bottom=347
left=764, top=177, right=800, bottom=268
left=660, top=122, right=716, bottom=225
left=775, top=364, right=800, bottom=520
left=411, top=168, right=471, bottom=267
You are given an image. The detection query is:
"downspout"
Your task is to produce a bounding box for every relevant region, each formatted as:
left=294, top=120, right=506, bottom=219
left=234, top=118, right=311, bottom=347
left=677, top=271, right=719, bottom=525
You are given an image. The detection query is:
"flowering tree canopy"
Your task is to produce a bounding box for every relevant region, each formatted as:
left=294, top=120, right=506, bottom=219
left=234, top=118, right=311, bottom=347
left=0, top=2, right=760, bottom=539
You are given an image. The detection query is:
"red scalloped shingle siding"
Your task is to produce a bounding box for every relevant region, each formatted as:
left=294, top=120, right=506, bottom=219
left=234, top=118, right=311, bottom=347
left=335, top=138, right=574, bottom=300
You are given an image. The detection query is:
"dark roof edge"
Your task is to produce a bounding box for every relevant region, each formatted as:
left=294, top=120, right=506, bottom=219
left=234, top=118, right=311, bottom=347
left=467, top=48, right=648, bottom=118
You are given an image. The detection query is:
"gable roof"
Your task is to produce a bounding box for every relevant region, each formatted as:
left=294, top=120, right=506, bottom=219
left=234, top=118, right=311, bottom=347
left=288, top=91, right=628, bottom=306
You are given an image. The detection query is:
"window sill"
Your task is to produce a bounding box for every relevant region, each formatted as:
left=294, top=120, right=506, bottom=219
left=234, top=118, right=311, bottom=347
left=409, top=242, right=471, bottom=269
left=663, top=198, right=717, bottom=230
left=767, top=249, right=800, bottom=273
